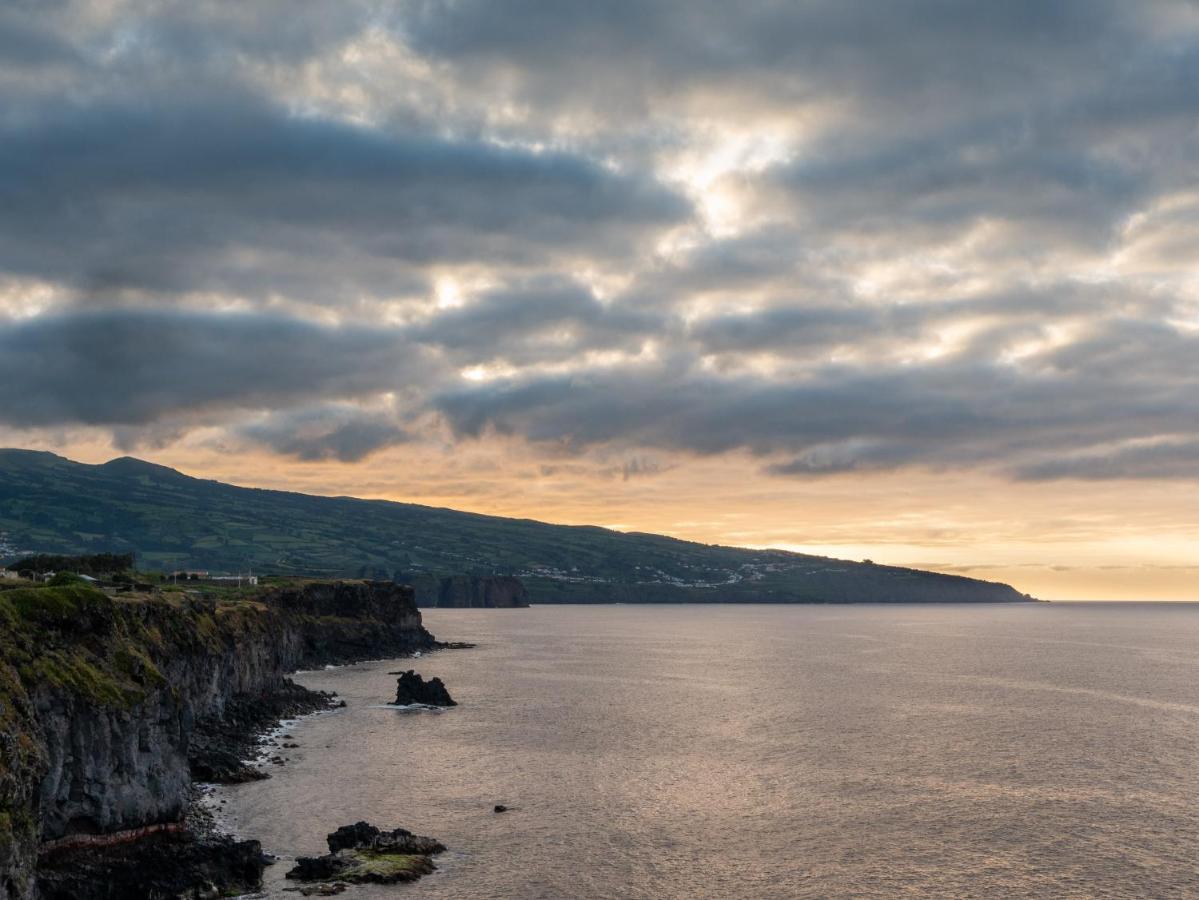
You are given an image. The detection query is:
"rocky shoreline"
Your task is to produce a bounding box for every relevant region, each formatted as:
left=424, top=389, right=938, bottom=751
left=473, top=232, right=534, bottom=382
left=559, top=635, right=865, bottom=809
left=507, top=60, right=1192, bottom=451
left=190, top=679, right=345, bottom=785
left=0, top=579, right=446, bottom=899
left=36, top=799, right=269, bottom=900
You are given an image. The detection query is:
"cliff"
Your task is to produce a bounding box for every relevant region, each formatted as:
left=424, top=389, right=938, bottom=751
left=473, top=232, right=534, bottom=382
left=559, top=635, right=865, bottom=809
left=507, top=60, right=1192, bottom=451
left=0, top=580, right=434, bottom=899
left=411, top=575, right=530, bottom=608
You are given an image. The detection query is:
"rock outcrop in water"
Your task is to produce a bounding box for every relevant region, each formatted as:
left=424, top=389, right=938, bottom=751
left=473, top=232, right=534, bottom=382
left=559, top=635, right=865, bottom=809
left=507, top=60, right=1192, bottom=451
left=286, top=821, right=446, bottom=887
left=0, top=579, right=435, bottom=900
left=412, top=574, right=530, bottom=608
left=392, top=670, right=457, bottom=707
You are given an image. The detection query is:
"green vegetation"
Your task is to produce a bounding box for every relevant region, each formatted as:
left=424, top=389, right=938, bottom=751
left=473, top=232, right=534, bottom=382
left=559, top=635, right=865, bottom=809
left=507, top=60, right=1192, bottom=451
left=0, top=584, right=168, bottom=709
left=0, top=575, right=309, bottom=876
left=8, top=552, right=134, bottom=577
left=3, top=583, right=110, bottom=630
left=0, top=583, right=141, bottom=870
left=299, top=850, right=437, bottom=885
left=0, top=449, right=1030, bottom=603
left=349, top=851, right=434, bottom=880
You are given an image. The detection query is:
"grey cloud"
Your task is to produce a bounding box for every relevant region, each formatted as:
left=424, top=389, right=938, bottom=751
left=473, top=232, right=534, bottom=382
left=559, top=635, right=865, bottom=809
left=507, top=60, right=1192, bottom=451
left=399, top=1, right=1120, bottom=112
left=404, top=1, right=1197, bottom=263
left=686, top=283, right=1177, bottom=359
left=239, top=405, right=410, bottom=462
left=768, top=131, right=1144, bottom=248
left=690, top=305, right=903, bottom=355
left=1015, top=440, right=1199, bottom=481
left=435, top=314, right=1199, bottom=476
left=0, top=308, right=423, bottom=427
left=0, top=8, right=81, bottom=70
left=5, top=0, right=1199, bottom=480
left=414, top=278, right=667, bottom=365
left=0, top=1, right=376, bottom=76
left=0, top=98, right=688, bottom=301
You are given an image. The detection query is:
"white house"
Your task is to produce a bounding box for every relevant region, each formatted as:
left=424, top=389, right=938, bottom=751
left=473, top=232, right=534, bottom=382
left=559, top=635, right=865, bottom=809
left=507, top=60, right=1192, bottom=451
left=209, top=575, right=259, bottom=586
left=0, top=568, right=20, bottom=580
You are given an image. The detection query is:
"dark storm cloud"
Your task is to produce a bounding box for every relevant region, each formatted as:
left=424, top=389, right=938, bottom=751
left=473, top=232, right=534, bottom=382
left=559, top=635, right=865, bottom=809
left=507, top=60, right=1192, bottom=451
left=0, top=99, right=688, bottom=300
left=0, top=309, right=421, bottom=427
left=238, top=405, right=410, bottom=463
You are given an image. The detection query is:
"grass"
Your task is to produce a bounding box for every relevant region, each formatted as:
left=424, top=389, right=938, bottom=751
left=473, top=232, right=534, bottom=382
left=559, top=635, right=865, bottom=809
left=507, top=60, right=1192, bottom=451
left=2, top=584, right=109, bottom=629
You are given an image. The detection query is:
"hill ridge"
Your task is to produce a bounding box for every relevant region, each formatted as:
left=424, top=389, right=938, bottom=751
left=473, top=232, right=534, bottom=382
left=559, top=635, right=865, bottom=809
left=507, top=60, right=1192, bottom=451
left=0, top=449, right=1033, bottom=604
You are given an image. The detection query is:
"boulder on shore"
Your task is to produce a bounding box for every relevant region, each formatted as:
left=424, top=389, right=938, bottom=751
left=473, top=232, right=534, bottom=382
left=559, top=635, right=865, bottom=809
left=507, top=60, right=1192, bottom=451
left=392, top=670, right=457, bottom=707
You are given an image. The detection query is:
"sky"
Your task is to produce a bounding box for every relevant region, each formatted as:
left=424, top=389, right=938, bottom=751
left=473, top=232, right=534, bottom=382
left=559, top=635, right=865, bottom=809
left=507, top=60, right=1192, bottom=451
left=2, top=1, right=1198, bottom=600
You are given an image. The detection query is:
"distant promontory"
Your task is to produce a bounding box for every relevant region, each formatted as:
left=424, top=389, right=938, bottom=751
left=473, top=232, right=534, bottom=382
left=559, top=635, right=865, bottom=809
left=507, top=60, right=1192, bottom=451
left=0, top=450, right=1034, bottom=604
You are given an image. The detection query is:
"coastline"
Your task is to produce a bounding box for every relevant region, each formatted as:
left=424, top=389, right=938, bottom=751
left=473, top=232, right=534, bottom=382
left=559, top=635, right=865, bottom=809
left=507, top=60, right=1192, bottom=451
left=204, top=654, right=470, bottom=898
left=0, top=580, right=441, bottom=899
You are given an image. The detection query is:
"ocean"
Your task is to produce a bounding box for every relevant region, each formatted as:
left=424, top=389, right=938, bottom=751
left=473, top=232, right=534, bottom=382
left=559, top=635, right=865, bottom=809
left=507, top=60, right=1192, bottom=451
left=217, top=602, right=1199, bottom=898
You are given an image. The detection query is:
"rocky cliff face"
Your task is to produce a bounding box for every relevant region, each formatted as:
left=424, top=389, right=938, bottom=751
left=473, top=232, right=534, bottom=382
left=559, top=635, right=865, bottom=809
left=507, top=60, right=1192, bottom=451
left=0, top=580, right=433, bottom=899
left=411, top=575, right=529, bottom=608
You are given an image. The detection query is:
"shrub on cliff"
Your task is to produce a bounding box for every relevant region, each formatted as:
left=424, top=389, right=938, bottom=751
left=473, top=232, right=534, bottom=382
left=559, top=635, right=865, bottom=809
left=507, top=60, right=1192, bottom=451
left=9, top=553, right=134, bottom=578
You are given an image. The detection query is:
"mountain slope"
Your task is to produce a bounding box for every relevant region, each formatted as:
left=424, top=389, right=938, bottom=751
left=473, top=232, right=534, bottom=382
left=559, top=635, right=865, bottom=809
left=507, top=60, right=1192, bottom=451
left=0, top=449, right=1033, bottom=603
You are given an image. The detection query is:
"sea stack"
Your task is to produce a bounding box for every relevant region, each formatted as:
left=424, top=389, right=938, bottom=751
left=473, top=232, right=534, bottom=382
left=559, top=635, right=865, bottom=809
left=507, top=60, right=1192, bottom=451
left=393, top=670, right=457, bottom=706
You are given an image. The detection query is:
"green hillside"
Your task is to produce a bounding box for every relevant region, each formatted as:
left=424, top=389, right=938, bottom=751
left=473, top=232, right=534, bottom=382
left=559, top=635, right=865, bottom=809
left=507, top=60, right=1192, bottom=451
left=0, top=450, right=1032, bottom=603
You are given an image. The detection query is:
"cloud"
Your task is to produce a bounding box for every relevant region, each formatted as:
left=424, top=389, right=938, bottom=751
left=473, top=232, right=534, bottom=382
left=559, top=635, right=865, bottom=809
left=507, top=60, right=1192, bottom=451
left=436, top=312, right=1199, bottom=477
left=3, top=0, right=1199, bottom=485
left=1015, top=440, right=1199, bottom=481
left=238, top=404, right=410, bottom=462
left=0, top=308, right=424, bottom=427
left=0, top=97, right=688, bottom=302
left=412, top=276, right=666, bottom=366
left=398, top=1, right=1121, bottom=112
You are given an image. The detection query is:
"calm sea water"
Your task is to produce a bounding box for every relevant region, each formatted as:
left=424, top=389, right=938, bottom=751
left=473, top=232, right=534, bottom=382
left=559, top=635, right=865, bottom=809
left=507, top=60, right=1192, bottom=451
left=218, top=603, right=1199, bottom=898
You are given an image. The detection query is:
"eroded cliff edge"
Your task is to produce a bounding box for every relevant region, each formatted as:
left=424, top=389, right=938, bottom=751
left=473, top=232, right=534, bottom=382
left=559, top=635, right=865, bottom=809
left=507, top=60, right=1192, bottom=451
left=0, top=580, right=434, bottom=899
left=411, top=574, right=530, bottom=608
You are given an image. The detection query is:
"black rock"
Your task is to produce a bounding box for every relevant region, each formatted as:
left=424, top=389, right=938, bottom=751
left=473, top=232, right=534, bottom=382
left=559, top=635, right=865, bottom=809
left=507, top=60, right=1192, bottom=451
left=189, top=680, right=340, bottom=784
left=326, top=821, right=446, bottom=856
left=289, top=854, right=350, bottom=881
left=286, top=822, right=445, bottom=886
left=37, top=831, right=265, bottom=900
left=494, top=804, right=509, bottom=813
left=393, top=670, right=456, bottom=707
left=189, top=746, right=268, bottom=784
left=326, top=821, right=381, bottom=853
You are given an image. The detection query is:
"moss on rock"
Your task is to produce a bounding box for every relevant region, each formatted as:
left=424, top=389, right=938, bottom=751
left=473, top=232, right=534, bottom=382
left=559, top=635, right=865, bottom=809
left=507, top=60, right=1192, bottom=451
left=345, top=850, right=437, bottom=881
